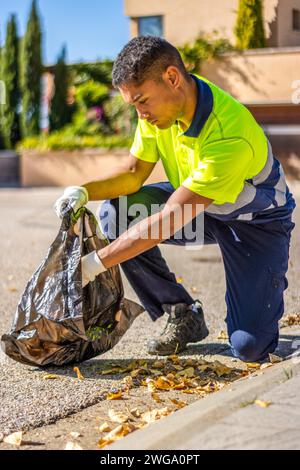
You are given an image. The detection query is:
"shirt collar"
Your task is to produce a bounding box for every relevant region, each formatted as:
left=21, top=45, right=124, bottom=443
left=182, top=74, right=214, bottom=138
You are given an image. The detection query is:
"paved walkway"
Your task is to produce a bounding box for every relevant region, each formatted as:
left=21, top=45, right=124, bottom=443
left=0, top=183, right=299, bottom=448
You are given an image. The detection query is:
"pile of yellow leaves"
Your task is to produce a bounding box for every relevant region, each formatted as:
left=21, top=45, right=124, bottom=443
left=97, top=355, right=249, bottom=449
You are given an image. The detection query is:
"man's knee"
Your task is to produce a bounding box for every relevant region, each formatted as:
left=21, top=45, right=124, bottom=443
left=230, top=330, right=278, bottom=362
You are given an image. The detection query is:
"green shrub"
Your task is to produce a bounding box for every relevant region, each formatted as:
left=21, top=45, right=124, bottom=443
left=17, top=131, right=131, bottom=151
left=70, top=60, right=113, bottom=86
left=178, top=32, right=234, bottom=73
left=75, top=80, right=109, bottom=108
left=103, top=92, right=137, bottom=136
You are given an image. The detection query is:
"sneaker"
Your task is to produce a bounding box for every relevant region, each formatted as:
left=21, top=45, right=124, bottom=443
left=147, top=300, right=209, bottom=355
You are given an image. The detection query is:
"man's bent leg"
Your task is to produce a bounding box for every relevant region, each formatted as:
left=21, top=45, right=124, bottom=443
left=215, top=218, right=295, bottom=362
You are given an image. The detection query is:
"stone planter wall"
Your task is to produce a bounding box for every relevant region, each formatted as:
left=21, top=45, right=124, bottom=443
left=20, top=148, right=167, bottom=187
left=19, top=140, right=300, bottom=189
left=0, top=151, right=20, bottom=186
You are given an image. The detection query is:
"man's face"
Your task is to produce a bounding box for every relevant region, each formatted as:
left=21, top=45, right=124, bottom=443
left=119, top=68, right=184, bottom=129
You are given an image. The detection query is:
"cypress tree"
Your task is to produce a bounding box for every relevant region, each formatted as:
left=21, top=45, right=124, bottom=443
left=49, top=45, right=71, bottom=131
left=235, top=0, right=266, bottom=49
left=2, top=15, right=21, bottom=148
left=21, top=0, right=42, bottom=136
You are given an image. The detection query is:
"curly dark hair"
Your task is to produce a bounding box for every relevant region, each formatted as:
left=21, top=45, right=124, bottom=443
left=112, top=36, right=188, bottom=88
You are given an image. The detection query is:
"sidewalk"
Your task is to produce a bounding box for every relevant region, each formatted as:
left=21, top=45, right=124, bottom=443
left=0, top=185, right=299, bottom=449
left=109, top=338, right=300, bottom=450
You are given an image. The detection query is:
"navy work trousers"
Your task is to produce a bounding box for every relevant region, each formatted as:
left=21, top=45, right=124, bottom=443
left=99, top=182, right=295, bottom=362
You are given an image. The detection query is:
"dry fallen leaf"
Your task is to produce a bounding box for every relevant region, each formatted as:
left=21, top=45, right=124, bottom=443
left=151, top=392, right=163, bottom=403
left=157, top=407, right=172, bottom=417
left=168, top=355, right=180, bottom=364
left=73, top=367, right=84, bottom=381
left=280, top=313, right=300, bottom=327
left=65, top=441, right=83, bottom=450
left=173, top=364, right=184, bottom=371
left=4, top=431, right=23, bottom=446
left=43, top=374, right=59, bottom=380
left=7, top=286, right=18, bottom=293
left=98, top=424, right=134, bottom=449
left=254, top=399, right=272, bottom=408
left=212, top=361, right=233, bottom=377
left=155, top=376, right=173, bottom=390
left=190, top=286, right=199, bottom=293
left=122, top=375, right=134, bottom=390
left=98, top=437, right=114, bottom=449
left=106, top=390, right=123, bottom=400
left=197, top=364, right=211, bottom=373
left=176, top=367, right=195, bottom=378
left=141, top=407, right=172, bottom=424
left=109, top=425, right=127, bottom=440
left=115, top=310, right=122, bottom=322
left=130, top=369, right=142, bottom=378
left=101, top=366, right=124, bottom=375
left=145, top=377, right=156, bottom=393
left=99, top=422, right=111, bottom=433
left=150, top=369, right=162, bottom=376
left=170, top=398, right=187, bottom=409
left=185, top=358, right=197, bottom=367
left=218, top=330, right=229, bottom=340
left=141, top=409, right=159, bottom=424
left=246, top=362, right=261, bottom=370
left=133, top=422, right=148, bottom=430
left=260, top=363, right=273, bottom=370
left=269, top=353, right=283, bottom=364
left=108, top=409, right=129, bottom=424
left=130, top=408, right=141, bottom=418
left=152, top=360, right=165, bottom=369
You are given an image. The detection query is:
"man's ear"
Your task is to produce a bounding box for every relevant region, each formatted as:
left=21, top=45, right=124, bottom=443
left=163, top=66, right=181, bottom=89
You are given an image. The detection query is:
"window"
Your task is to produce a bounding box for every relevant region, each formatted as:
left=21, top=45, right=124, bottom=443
left=292, top=9, right=300, bottom=31
left=138, top=16, right=163, bottom=37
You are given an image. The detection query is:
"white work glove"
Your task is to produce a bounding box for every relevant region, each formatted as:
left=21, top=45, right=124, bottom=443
left=81, top=250, right=107, bottom=287
left=54, top=186, right=89, bottom=219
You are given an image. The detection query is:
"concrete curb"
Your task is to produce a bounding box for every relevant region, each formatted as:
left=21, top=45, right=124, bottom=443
left=109, top=354, right=300, bottom=450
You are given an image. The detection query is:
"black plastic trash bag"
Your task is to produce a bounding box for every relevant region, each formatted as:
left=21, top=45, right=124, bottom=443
left=1, top=207, right=143, bottom=366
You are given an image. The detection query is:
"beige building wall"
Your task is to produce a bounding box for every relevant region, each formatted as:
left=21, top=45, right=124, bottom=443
left=125, top=0, right=238, bottom=45
left=277, top=0, right=300, bottom=46
left=124, top=0, right=300, bottom=47
left=201, top=48, right=300, bottom=103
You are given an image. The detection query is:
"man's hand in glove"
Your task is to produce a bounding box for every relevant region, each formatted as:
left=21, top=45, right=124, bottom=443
left=81, top=251, right=107, bottom=287
left=54, top=186, right=89, bottom=219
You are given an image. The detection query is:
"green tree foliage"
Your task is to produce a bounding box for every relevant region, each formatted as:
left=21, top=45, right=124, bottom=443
left=70, top=60, right=113, bottom=86
left=75, top=80, right=108, bottom=109
left=66, top=80, right=109, bottom=136
left=178, top=32, right=234, bottom=73
left=49, top=45, right=72, bottom=131
left=235, top=0, right=266, bottom=49
left=20, top=0, right=42, bottom=137
left=2, top=14, right=21, bottom=148
left=103, top=93, right=137, bottom=136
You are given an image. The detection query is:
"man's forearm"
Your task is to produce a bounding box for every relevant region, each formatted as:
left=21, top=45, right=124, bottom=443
left=97, top=211, right=164, bottom=267
left=82, top=169, right=141, bottom=201
left=96, top=186, right=212, bottom=269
